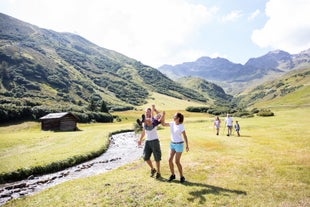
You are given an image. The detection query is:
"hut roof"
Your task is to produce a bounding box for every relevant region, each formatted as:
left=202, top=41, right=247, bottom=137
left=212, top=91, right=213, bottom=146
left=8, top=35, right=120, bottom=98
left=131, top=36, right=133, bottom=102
left=39, top=112, right=77, bottom=120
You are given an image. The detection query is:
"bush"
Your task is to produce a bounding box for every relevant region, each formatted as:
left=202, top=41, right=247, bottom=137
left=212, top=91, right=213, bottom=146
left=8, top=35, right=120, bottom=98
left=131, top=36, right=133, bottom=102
left=74, top=112, right=113, bottom=123
left=186, top=106, right=209, bottom=113
left=251, top=108, right=260, bottom=114
left=257, top=109, right=274, bottom=117
left=0, top=104, right=33, bottom=123
left=207, top=106, right=230, bottom=116
left=233, top=109, right=253, bottom=117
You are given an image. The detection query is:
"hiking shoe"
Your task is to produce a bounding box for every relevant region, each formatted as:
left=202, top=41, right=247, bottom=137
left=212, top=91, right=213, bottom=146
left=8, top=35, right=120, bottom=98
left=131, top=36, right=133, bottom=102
left=156, top=173, right=161, bottom=179
left=180, top=176, right=185, bottom=183
left=168, top=174, right=175, bottom=182
left=136, top=119, right=142, bottom=126
left=150, top=168, right=156, bottom=177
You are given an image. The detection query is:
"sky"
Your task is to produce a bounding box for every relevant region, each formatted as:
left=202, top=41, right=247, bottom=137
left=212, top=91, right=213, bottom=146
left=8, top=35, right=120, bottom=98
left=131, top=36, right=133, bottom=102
left=0, top=0, right=310, bottom=68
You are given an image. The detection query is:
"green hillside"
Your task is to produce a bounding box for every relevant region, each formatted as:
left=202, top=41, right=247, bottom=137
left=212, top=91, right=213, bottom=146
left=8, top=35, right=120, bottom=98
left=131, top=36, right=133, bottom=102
left=177, top=76, right=233, bottom=105
left=235, top=67, right=310, bottom=109
left=0, top=13, right=209, bottom=123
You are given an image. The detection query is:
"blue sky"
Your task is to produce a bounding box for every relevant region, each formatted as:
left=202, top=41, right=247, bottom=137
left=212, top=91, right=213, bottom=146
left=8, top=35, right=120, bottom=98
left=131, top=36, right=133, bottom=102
left=0, top=0, right=309, bottom=68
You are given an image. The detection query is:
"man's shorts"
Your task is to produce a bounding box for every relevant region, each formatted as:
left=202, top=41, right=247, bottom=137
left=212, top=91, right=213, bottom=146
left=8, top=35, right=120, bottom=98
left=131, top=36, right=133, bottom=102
left=170, top=142, right=184, bottom=153
left=143, top=139, right=161, bottom=161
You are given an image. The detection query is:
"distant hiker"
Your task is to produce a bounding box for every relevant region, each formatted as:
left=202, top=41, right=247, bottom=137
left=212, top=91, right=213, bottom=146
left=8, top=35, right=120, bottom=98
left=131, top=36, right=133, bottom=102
left=137, top=106, right=162, bottom=179
left=214, top=116, right=221, bottom=135
left=137, top=105, right=162, bottom=130
left=161, top=111, right=189, bottom=183
left=234, top=121, right=240, bottom=137
left=225, top=114, right=233, bottom=136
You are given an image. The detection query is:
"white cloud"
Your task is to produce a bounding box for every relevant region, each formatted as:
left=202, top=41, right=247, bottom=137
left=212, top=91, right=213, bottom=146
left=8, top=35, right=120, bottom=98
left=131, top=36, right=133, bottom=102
left=1, top=0, right=218, bottom=67
left=221, top=10, right=242, bottom=22
left=248, top=9, right=260, bottom=21
left=252, top=0, right=310, bottom=53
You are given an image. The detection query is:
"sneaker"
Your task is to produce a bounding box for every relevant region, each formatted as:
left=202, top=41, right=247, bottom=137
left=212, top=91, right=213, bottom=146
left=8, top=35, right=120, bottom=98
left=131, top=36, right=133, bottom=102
left=156, top=173, right=161, bottom=179
left=168, top=174, right=175, bottom=182
left=136, top=119, right=142, bottom=126
left=180, top=176, right=185, bottom=183
left=150, top=168, right=156, bottom=177
left=141, top=114, right=145, bottom=123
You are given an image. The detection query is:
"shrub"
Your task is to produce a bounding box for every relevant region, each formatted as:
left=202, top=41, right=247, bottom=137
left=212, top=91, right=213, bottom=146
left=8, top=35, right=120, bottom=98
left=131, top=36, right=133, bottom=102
left=251, top=108, right=260, bottom=114
left=186, top=106, right=209, bottom=113
left=257, top=109, right=274, bottom=117
left=207, top=106, right=230, bottom=116
left=233, top=111, right=252, bottom=117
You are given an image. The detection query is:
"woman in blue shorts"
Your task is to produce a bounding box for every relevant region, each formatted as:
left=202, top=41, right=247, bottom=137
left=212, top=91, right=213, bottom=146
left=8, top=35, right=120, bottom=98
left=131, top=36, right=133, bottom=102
left=161, top=111, right=189, bottom=183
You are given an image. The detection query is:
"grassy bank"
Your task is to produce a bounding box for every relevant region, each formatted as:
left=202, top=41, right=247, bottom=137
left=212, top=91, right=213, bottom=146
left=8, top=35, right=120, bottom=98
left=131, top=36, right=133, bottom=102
left=0, top=122, right=133, bottom=182
left=2, top=107, right=309, bottom=206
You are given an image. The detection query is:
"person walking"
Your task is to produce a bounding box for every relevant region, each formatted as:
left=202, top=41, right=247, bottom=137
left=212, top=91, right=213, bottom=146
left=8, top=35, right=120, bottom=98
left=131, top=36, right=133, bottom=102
left=138, top=106, right=162, bottom=179
left=234, top=120, right=240, bottom=136
left=225, top=114, right=233, bottom=136
left=161, top=111, right=189, bottom=183
left=214, top=116, right=221, bottom=135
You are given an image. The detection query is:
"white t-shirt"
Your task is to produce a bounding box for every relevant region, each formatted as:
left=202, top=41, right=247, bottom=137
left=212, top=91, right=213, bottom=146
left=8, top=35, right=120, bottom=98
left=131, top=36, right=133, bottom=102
left=169, top=122, right=185, bottom=142
left=214, top=120, right=220, bottom=128
left=225, top=117, right=233, bottom=126
left=143, top=124, right=159, bottom=141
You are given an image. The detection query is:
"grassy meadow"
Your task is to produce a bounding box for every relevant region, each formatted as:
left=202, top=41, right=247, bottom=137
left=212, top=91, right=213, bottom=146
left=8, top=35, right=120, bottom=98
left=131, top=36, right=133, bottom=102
left=1, top=105, right=309, bottom=206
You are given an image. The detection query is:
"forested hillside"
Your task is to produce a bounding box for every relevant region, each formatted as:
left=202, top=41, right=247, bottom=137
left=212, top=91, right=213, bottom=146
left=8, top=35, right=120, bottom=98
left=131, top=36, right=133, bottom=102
left=0, top=13, right=210, bottom=123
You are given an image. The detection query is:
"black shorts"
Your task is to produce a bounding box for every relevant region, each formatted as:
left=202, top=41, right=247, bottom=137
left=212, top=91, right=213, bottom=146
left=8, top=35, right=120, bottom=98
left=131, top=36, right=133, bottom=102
left=143, top=139, right=161, bottom=162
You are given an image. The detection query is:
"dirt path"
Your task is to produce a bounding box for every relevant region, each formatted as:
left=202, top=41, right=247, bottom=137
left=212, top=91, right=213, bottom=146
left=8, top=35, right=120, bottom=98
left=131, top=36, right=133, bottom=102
left=0, top=132, right=142, bottom=206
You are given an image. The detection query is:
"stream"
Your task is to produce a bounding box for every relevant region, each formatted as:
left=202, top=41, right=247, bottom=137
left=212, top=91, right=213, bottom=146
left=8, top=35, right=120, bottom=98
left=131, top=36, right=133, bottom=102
left=0, top=132, right=143, bottom=206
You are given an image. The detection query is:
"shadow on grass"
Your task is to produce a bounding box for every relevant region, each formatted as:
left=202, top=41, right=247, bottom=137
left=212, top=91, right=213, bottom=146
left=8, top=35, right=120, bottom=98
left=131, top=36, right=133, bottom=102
left=157, top=177, right=247, bottom=204
left=185, top=181, right=247, bottom=204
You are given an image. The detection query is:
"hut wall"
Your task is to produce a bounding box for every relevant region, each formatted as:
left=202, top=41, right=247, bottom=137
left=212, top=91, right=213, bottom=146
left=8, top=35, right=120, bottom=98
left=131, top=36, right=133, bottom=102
left=59, top=115, right=77, bottom=131
left=41, top=119, right=60, bottom=131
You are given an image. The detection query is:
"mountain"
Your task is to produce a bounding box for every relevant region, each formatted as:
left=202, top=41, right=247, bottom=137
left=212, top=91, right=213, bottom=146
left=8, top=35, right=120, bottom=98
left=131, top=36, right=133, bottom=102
left=0, top=12, right=212, bottom=121
left=234, top=67, right=310, bottom=108
left=158, top=49, right=310, bottom=94
left=176, top=77, right=233, bottom=105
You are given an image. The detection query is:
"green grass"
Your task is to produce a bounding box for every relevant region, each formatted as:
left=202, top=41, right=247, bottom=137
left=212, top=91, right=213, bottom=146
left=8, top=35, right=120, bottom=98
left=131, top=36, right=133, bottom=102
left=2, top=107, right=310, bottom=206
left=0, top=122, right=132, bottom=177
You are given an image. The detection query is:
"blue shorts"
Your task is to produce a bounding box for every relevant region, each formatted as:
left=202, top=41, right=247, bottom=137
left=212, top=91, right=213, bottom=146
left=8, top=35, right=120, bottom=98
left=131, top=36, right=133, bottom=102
left=170, top=142, right=184, bottom=153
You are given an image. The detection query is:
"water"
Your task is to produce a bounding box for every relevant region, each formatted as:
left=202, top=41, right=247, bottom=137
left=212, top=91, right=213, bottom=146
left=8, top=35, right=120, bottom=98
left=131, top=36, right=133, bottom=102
left=0, top=132, right=143, bottom=206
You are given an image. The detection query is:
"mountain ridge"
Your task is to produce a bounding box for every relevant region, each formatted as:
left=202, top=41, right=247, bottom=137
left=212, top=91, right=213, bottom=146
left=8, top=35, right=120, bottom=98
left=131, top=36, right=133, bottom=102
left=1, top=12, right=308, bottom=124
left=1, top=12, right=233, bottom=123
left=158, top=49, right=310, bottom=94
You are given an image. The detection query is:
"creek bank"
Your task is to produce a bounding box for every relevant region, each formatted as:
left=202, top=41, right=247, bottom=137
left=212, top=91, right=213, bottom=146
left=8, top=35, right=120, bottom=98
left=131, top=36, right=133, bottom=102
left=0, top=132, right=142, bottom=206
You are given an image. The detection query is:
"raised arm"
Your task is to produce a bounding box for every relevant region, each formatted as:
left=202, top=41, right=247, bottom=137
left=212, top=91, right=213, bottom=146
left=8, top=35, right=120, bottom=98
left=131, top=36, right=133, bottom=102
left=160, top=111, right=170, bottom=126
left=151, top=104, right=160, bottom=117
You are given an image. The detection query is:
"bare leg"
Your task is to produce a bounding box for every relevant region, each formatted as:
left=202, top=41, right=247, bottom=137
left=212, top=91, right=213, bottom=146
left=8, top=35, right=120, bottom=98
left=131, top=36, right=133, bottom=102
left=175, top=152, right=183, bottom=177
left=168, top=150, right=176, bottom=175
left=145, top=160, right=154, bottom=170
left=227, top=126, right=232, bottom=136
left=155, top=161, right=160, bottom=174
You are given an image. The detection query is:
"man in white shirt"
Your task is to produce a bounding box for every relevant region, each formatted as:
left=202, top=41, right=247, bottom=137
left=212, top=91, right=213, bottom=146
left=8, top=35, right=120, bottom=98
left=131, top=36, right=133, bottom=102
left=225, top=114, right=233, bottom=136
left=138, top=107, right=162, bottom=179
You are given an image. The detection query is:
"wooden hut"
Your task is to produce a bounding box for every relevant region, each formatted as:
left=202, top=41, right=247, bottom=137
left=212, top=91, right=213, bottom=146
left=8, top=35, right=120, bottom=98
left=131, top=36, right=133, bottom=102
left=39, top=112, right=78, bottom=131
